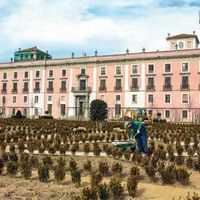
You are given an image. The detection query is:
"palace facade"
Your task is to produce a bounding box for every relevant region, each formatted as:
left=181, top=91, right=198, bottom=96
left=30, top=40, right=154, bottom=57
left=0, top=32, right=200, bottom=122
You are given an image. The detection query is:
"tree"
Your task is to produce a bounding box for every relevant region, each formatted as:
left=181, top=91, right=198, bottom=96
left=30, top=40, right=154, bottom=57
left=90, top=99, right=108, bottom=121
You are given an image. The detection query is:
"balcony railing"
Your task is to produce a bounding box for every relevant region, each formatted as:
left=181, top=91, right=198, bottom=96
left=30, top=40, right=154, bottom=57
left=146, top=85, right=155, bottom=91
left=47, top=88, right=54, bottom=93
left=1, top=89, right=7, bottom=94
left=22, top=88, right=29, bottom=93
left=180, top=84, right=190, bottom=90
left=12, top=89, right=18, bottom=93
left=114, top=86, right=122, bottom=91
left=33, top=88, right=40, bottom=93
left=130, top=86, right=139, bottom=91
left=163, top=85, right=172, bottom=91
left=99, top=87, right=107, bottom=92
left=60, top=88, right=67, bottom=93
left=71, top=87, right=91, bottom=93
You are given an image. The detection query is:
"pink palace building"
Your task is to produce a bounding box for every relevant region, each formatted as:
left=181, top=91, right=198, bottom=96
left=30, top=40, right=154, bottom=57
left=0, top=32, right=200, bottom=122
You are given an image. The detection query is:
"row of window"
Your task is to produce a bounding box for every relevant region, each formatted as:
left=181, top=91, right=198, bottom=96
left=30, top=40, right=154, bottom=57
left=113, top=93, right=190, bottom=104
left=1, top=81, right=67, bottom=92
left=1, top=62, right=190, bottom=80
left=1, top=69, right=67, bottom=80
left=4, top=107, right=189, bottom=119
left=1, top=95, right=66, bottom=104
left=100, top=62, right=189, bottom=76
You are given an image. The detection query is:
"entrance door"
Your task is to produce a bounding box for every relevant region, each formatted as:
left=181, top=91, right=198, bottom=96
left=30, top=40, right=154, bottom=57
left=79, top=102, right=84, bottom=116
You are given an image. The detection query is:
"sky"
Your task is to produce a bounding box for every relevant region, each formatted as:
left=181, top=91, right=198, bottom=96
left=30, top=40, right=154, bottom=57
left=0, top=0, right=200, bottom=62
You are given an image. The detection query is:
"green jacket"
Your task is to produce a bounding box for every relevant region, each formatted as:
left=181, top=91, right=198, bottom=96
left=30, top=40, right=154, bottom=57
left=128, top=120, right=143, bottom=141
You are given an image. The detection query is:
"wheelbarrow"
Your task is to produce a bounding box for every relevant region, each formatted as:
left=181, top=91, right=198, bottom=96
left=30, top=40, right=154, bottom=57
left=112, top=141, right=136, bottom=152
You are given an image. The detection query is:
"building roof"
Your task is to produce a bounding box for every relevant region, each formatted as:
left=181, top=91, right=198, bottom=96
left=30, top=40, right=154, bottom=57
left=16, top=46, right=48, bottom=54
left=166, top=34, right=199, bottom=44
left=1, top=48, right=200, bottom=67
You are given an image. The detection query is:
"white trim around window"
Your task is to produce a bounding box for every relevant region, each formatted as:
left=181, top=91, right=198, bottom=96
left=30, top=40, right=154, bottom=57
left=164, top=109, right=171, bottom=118
left=164, top=62, right=172, bottom=73
left=61, top=68, right=67, bottom=77
left=182, top=109, right=189, bottom=119
left=115, top=65, right=122, bottom=75
left=181, top=93, right=189, bottom=104
left=181, top=61, right=190, bottom=73
left=164, top=93, right=172, bottom=104
left=48, top=69, right=54, bottom=78
left=131, top=64, right=138, bottom=74
left=100, top=66, right=107, bottom=76
left=147, top=63, right=155, bottom=74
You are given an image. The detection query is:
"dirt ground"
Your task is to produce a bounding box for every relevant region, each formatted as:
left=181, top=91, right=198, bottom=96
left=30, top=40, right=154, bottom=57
left=0, top=155, right=200, bottom=200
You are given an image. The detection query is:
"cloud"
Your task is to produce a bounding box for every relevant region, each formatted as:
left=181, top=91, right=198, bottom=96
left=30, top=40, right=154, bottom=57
left=0, top=0, right=199, bottom=62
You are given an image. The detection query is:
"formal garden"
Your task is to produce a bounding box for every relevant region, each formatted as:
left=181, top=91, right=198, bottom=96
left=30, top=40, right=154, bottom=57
left=0, top=117, right=199, bottom=199
left=0, top=100, right=199, bottom=199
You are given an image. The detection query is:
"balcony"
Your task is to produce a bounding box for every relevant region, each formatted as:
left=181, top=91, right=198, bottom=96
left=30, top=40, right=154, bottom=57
left=22, top=88, right=29, bottom=93
left=33, top=88, right=40, bottom=93
left=12, top=89, right=18, bottom=93
left=71, top=87, right=91, bottom=93
left=130, top=86, right=139, bottom=91
left=47, top=88, right=54, bottom=93
left=163, top=85, right=172, bottom=91
left=99, top=86, right=107, bottom=92
left=146, top=85, right=155, bottom=91
left=114, top=86, right=122, bottom=92
left=60, top=88, right=67, bottom=93
left=1, top=89, right=7, bottom=94
left=180, top=84, right=190, bottom=90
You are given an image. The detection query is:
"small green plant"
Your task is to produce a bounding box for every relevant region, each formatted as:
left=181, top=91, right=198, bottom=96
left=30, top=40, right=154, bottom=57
left=83, top=143, right=90, bottom=155
left=38, top=163, right=49, bottom=182
left=54, top=156, right=66, bottom=182
left=81, top=187, right=98, bottom=200
left=71, top=143, right=79, bottom=155
left=130, top=165, right=140, bottom=179
left=176, top=166, right=191, bottom=185
left=160, top=163, right=176, bottom=184
left=19, top=153, right=32, bottom=179
left=83, top=160, right=92, bottom=172
left=98, top=183, right=110, bottom=200
left=93, top=143, right=101, bottom=157
left=111, top=162, right=123, bottom=176
left=109, top=176, right=124, bottom=200
left=69, top=158, right=77, bottom=172
left=90, top=171, right=103, bottom=187
left=7, top=161, right=18, bottom=176
left=98, top=160, right=109, bottom=176
left=145, top=164, right=156, bottom=180
left=42, top=156, right=53, bottom=169
left=127, top=175, right=138, bottom=197
left=71, top=169, right=81, bottom=187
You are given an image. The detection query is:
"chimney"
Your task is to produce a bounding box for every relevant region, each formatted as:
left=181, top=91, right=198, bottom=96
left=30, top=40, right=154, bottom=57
left=19, top=48, right=21, bottom=51
left=82, top=52, right=87, bottom=57
left=95, top=50, right=98, bottom=56
left=72, top=52, right=74, bottom=58
left=10, top=57, right=13, bottom=63
left=142, top=47, right=146, bottom=53
left=35, top=46, right=37, bottom=49
left=168, top=33, right=170, bottom=37
left=193, top=31, right=196, bottom=35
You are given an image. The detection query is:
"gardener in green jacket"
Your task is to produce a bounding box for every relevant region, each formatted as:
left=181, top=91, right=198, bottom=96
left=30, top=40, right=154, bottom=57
left=125, top=119, right=148, bottom=155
